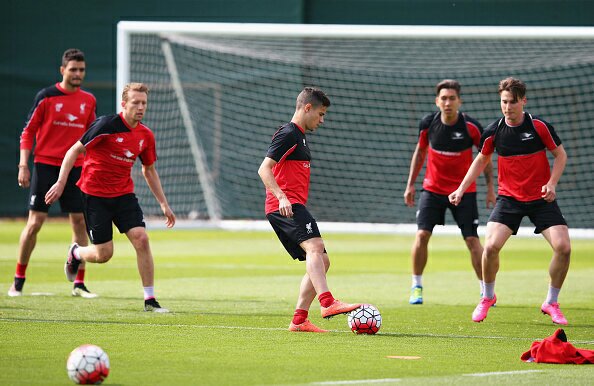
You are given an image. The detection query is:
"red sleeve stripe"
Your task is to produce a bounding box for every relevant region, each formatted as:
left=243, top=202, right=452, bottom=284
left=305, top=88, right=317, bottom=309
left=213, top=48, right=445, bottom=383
left=466, top=122, right=481, bottom=147
left=532, top=119, right=558, bottom=150
left=481, top=135, right=495, bottom=155
left=418, top=128, right=429, bottom=148
left=277, top=144, right=298, bottom=164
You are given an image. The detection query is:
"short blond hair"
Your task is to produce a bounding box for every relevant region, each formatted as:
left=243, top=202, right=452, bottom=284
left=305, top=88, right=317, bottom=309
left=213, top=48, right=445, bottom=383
left=122, top=82, right=149, bottom=102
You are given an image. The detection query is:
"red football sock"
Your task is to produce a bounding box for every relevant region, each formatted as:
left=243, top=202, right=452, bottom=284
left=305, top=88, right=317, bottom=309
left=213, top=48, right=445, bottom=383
left=292, top=309, right=308, bottom=325
left=318, top=291, right=335, bottom=308
left=74, top=269, right=86, bottom=284
left=15, top=263, right=28, bottom=278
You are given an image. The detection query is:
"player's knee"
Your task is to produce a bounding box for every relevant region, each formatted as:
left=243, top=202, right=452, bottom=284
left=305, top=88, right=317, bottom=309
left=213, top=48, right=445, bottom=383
left=416, top=230, right=431, bottom=245
left=96, top=250, right=113, bottom=263
left=70, top=215, right=85, bottom=229
left=323, top=254, right=330, bottom=272
left=483, top=243, right=501, bottom=259
left=303, top=238, right=325, bottom=254
left=130, top=232, right=150, bottom=251
left=555, top=242, right=571, bottom=259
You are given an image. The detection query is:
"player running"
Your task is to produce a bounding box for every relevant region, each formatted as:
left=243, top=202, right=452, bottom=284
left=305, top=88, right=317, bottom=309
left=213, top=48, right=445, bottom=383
left=449, top=77, right=571, bottom=325
left=258, top=87, right=361, bottom=333
left=404, top=79, right=495, bottom=304
left=45, top=83, right=175, bottom=312
left=10, top=49, right=97, bottom=298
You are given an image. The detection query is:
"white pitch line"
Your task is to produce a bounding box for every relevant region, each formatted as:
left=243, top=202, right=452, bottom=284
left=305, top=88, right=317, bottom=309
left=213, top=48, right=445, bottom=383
left=1, top=318, right=593, bottom=345
left=311, top=379, right=401, bottom=385
left=463, top=370, right=544, bottom=377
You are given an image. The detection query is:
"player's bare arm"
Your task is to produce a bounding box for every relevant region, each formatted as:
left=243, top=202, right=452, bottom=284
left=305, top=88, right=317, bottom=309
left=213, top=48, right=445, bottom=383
left=404, top=143, right=427, bottom=207
left=542, top=144, right=567, bottom=202
left=45, top=141, right=85, bottom=205
left=17, top=149, right=31, bottom=188
left=258, top=157, right=293, bottom=218
left=142, top=163, right=176, bottom=228
left=449, top=152, right=491, bottom=206
left=483, top=158, right=496, bottom=208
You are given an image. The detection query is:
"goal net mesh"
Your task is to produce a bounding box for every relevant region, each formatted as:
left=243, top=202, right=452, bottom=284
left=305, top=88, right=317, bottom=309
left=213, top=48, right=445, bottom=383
left=124, top=26, right=594, bottom=228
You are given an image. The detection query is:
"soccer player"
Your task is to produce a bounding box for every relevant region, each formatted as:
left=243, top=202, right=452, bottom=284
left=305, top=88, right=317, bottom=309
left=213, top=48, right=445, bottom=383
left=449, top=77, right=571, bottom=325
left=404, top=79, right=496, bottom=305
left=45, top=82, right=175, bottom=312
left=10, top=49, right=98, bottom=298
left=258, top=87, right=361, bottom=333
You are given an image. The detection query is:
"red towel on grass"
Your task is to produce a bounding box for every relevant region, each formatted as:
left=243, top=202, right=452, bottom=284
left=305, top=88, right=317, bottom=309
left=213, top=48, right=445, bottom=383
left=521, top=329, right=594, bottom=364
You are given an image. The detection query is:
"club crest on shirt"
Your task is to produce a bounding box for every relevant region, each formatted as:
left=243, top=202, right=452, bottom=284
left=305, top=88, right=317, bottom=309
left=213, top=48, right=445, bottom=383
left=80, top=103, right=86, bottom=114
left=139, top=139, right=144, bottom=151
left=55, top=103, right=63, bottom=112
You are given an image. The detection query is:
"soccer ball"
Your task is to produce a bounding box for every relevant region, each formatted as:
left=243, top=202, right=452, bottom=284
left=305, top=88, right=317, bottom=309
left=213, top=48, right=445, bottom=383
left=66, top=344, right=110, bottom=384
left=347, top=304, right=382, bottom=334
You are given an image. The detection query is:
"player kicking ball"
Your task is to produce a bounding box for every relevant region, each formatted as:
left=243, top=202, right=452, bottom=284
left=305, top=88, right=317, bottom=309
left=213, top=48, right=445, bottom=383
left=45, top=83, right=175, bottom=313
left=258, top=87, right=361, bottom=332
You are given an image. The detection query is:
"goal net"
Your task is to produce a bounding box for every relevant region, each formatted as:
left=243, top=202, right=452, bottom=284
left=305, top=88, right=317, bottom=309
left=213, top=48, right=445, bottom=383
left=117, top=22, right=594, bottom=232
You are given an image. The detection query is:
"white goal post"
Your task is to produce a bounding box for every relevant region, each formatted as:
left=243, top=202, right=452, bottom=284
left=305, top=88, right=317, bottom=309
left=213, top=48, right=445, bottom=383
left=117, top=22, right=594, bottom=237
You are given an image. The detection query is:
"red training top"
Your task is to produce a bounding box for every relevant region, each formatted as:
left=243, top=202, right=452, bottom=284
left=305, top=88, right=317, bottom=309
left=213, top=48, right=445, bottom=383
left=20, top=83, right=97, bottom=167
left=78, top=113, right=157, bottom=198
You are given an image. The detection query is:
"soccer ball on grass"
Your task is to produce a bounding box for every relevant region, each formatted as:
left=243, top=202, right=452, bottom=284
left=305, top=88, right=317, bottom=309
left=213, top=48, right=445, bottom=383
left=347, top=304, right=382, bottom=334
left=66, top=344, right=110, bottom=384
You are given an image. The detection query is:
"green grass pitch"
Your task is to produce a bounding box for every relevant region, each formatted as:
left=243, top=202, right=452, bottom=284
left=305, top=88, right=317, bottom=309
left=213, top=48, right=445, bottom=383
left=1, top=220, right=593, bottom=385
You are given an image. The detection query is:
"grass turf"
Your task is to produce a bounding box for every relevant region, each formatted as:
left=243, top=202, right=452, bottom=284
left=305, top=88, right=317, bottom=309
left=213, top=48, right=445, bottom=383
left=0, top=220, right=593, bottom=385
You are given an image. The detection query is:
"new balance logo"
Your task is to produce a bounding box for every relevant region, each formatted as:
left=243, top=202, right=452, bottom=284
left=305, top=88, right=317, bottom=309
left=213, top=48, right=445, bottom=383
left=116, top=137, right=124, bottom=143
left=451, top=132, right=464, bottom=140
left=520, top=132, right=534, bottom=141
left=306, top=223, right=313, bottom=234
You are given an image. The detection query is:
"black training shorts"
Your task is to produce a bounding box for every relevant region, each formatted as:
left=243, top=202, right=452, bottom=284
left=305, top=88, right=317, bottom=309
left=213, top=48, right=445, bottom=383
left=488, top=195, right=567, bottom=235
left=82, top=193, right=145, bottom=244
left=29, top=163, right=83, bottom=213
left=416, top=190, right=479, bottom=238
left=266, top=204, right=322, bottom=261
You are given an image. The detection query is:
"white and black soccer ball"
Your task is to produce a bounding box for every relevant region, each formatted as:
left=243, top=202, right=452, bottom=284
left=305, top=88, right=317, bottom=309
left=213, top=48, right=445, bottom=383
left=348, top=304, right=382, bottom=334
left=66, top=344, right=110, bottom=385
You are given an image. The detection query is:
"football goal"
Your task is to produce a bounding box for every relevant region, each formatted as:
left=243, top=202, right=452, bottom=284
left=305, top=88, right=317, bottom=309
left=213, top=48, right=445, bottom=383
left=117, top=22, right=594, bottom=235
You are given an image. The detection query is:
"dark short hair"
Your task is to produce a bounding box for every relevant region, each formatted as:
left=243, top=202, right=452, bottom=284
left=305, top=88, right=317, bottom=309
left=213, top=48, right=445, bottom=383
left=296, top=87, right=331, bottom=109
left=62, top=48, right=85, bottom=66
left=498, top=77, right=526, bottom=101
left=436, top=79, right=461, bottom=97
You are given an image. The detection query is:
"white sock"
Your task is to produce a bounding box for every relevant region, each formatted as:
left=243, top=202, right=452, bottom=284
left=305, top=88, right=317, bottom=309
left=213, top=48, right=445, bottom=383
left=545, top=286, right=561, bottom=304
left=412, top=275, right=422, bottom=288
left=479, top=280, right=485, bottom=295
left=73, top=247, right=81, bottom=261
left=484, top=282, right=495, bottom=299
left=143, top=286, right=155, bottom=300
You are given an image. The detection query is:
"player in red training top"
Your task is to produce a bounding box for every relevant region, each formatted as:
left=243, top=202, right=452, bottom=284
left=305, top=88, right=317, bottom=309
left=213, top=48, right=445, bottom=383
left=258, top=87, right=361, bottom=333
left=45, top=83, right=176, bottom=312
left=404, top=79, right=496, bottom=305
left=10, top=49, right=97, bottom=298
left=450, top=77, right=571, bottom=325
